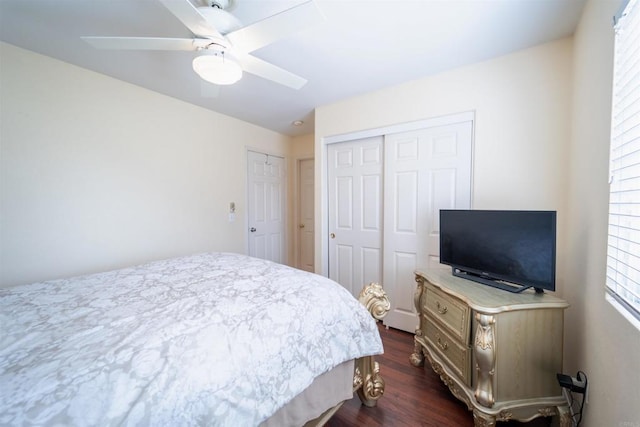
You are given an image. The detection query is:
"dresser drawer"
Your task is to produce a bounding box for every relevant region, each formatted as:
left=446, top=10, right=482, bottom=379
left=424, top=283, right=470, bottom=342
left=424, top=317, right=471, bottom=386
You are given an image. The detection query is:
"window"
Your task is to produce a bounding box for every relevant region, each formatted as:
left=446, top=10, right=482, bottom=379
left=607, top=0, right=640, bottom=324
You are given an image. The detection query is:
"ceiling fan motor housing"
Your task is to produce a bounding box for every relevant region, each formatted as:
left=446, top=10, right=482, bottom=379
left=206, top=0, right=231, bottom=10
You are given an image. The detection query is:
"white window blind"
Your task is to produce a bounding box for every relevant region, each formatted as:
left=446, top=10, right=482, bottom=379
left=607, top=0, right=640, bottom=322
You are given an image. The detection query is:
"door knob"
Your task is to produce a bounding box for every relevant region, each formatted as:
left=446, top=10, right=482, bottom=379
left=250, top=227, right=256, bottom=232
left=299, top=224, right=305, bottom=229
left=330, top=233, right=336, bottom=239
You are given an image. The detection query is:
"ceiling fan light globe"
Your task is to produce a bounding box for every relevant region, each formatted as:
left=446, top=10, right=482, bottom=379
left=192, top=54, right=242, bottom=85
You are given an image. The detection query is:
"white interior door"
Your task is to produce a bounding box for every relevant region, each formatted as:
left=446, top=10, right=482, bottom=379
left=382, top=121, right=473, bottom=332
left=247, top=150, right=286, bottom=264
left=297, top=158, right=314, bottom=272
left=327, top=137, right=383, bottom=298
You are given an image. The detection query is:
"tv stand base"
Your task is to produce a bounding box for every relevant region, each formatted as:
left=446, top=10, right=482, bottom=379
left=452, top=268, right=539, bottom=293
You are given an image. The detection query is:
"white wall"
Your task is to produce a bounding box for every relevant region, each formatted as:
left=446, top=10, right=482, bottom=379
left=0, top=42, right=292, bottom=287
left=565, top=0, right=640, bottom=425
left=315, top=38, right=573, bottom=282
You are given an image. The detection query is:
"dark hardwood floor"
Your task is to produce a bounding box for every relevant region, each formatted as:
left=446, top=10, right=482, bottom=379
left=327, top=324, right=552, bottom=427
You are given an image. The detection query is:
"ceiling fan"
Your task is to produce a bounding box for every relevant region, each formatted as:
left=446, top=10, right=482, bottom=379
left=82, top=0, right=323, bottom=89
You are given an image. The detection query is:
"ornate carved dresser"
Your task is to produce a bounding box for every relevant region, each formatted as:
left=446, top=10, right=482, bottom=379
left=410, top=269, right=571, bottom=426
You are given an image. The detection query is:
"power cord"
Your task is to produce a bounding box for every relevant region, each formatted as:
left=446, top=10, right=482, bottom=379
left=559, top=370, right=587, bottom=426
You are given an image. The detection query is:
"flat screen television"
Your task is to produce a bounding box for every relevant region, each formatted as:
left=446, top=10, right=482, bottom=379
left=439, top=210, right=557, bottom=293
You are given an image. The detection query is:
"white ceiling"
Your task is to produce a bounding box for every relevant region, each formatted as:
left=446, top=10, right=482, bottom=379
left=0, top=0, right=586, bottom=136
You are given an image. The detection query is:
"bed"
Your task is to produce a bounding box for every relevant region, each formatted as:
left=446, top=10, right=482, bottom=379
left=0, top=252, right=389, bottom=426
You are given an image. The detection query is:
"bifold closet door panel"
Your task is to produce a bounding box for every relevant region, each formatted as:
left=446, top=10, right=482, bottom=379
left=327, top=136, right=384, bottom=298
left=382, top=121, right=472, bottom=332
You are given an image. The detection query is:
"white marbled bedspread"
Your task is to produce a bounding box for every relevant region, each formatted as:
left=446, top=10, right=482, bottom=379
left=0, top=252, right=383, bottom=426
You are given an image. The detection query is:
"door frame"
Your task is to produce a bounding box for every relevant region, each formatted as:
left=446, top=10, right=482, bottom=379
left=319, top=111, right=475, bottom=276
left=245, top=147, right=288, bottom=263
left=295, top=157, right=315, bottom=271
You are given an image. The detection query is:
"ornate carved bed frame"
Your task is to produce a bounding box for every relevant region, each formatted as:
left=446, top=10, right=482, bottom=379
left=306, top=282, right=390, bottom=426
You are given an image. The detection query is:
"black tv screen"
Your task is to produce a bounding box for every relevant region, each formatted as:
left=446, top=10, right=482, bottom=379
left=439, top=210, right=557, bottom=293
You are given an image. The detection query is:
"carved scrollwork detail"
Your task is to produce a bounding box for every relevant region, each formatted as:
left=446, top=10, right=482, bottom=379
left=354, top=283, right=388, bottom=408
left=425, top=352, right=445, bottom=383
left=538, top=407, right=556, bottom=417
left=353, top=366, right=363, bottom=390
left=409, top=352, right=424, bottom=367
left=472, top=410, right=496, bottom=427
left=430, top=356, right=452, bottom=387
left=414, top=275, right=425, bottom=313
left=424, top=351, right=472, bottom=410
left=365, top=363, right=385, bottom=398
left=410, top=338, right=425, bottom=367
left=356, top=359, right=385, bottom=407
left=475, top=314, right=496, bottom=351
left=497, top=410, right=513, bottom=421
left=558, top=406, right=573, bottom=427
left=358, top=282, right=390, bottom=321
left=474, top=313, right=496, bottom=408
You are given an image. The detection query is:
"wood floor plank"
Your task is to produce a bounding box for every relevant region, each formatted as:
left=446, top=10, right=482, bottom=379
left=327, top=324, right=552, bottom=427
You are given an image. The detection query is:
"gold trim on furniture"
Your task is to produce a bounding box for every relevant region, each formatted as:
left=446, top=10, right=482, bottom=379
left=354, top=282, right=390, bottom=407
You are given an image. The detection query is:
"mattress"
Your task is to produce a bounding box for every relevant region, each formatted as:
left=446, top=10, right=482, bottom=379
left=0, top=252, right=383, bottom=426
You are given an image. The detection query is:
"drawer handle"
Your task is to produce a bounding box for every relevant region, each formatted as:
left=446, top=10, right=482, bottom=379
left=436, top=301, right=448, bottom=314
left=436, top=333, right=448, bottom=351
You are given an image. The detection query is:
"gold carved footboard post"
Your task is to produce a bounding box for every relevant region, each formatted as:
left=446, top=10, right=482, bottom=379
left=354, top=283, right=390, bottom=407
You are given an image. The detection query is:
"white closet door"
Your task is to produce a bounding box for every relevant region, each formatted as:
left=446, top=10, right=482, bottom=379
left=382, top=121, right=473, bottom=332
left=247, top=151, right=286, bottom=264
left=327, top=137, right=383, bottom=298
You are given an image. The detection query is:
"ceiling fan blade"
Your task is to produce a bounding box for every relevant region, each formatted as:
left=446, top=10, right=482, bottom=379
left=82, top=36, right=198, bottom=51
left=227, top=0, right=324, bottom=54
left=237, top=54, right=307, bottom=90
left=158, top=0, right=222, bottom=39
